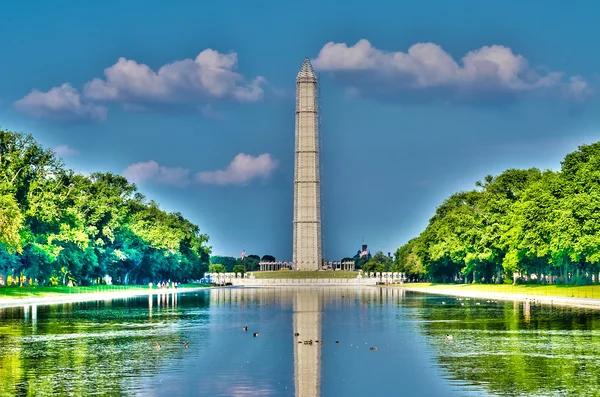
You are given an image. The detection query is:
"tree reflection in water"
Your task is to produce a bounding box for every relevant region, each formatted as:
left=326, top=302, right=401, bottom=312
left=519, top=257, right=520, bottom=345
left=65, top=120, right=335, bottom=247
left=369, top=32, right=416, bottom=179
left=1, top=288, right=600, bottom=396
left=409, top=291, right=600, bottom=396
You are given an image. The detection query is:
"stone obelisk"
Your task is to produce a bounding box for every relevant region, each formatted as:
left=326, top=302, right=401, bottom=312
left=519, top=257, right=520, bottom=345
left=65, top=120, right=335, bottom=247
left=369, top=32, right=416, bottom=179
left=293, top=58, right=322, bottom=271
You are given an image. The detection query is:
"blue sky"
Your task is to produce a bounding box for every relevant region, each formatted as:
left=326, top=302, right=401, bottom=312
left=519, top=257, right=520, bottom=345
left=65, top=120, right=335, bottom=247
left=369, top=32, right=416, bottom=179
left=2, top=0, right=600, bottom=260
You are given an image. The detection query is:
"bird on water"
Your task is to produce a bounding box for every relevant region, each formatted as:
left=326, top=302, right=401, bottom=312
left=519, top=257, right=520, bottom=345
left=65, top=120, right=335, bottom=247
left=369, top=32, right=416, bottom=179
left=184, top=342, right=189, bottom=349
left=243, top=326, right=248, bottom=331
left=253, top=332, right=259, bottom=337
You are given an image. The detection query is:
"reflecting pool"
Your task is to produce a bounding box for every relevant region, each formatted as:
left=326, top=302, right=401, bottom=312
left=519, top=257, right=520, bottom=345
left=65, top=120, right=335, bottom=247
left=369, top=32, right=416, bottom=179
left=1, top=287, right=600, bottom=396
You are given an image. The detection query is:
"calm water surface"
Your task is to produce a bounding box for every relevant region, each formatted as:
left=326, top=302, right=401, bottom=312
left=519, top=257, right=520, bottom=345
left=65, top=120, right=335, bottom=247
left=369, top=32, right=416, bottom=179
left=1, top=287, right=600, bottom=396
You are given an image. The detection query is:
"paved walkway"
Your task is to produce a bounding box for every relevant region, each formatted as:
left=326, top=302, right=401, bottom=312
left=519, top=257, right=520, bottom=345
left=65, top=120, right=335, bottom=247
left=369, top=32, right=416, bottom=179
left=0, top=287, right=210, bottom=309
left=401, top=287, right=600, bottom=310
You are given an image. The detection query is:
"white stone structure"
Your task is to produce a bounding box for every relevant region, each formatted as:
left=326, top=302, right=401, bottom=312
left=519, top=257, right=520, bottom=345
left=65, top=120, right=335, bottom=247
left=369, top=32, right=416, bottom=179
left=201, top=271, right=410, bottom=286
left=293, top=58, right=322, bottom=271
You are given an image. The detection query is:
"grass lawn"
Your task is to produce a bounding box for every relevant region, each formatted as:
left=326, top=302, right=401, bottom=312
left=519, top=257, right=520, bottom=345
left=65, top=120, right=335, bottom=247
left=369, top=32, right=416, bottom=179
left=252, top=271, right=358, bottom=279
left=0, top=284, right=208, bottom=300
left=402, top=283, right=600, bottom=299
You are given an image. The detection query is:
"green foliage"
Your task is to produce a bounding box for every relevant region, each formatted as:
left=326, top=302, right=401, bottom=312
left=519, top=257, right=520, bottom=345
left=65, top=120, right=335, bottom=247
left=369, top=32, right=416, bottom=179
left=363, top=251, right=391, bottom=273
left=210, top=256, right=237, bottom=272
left=244, top=254, right=260, bottom=271
left=209, top=263, right=226, bottom=273
left=261, top=254, right=276, bottom=262
left=396, top=143, right=600, bottom=285
left=232, top=264, right=246, bottom=274
left=0, top=185, right=24, bottom=253
left=0, top=129, right=211, bottom=286
left=209, top=254, right=261, bottom=272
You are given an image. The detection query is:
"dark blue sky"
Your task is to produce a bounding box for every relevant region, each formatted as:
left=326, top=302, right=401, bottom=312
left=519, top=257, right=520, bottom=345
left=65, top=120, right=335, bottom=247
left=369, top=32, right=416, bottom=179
left=2, top=0, right=600, bottom=259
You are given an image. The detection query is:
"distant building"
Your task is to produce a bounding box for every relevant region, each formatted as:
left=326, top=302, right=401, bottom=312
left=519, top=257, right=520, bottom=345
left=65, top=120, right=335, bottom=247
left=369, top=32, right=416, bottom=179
left=353, top=244, right=372, bottom=261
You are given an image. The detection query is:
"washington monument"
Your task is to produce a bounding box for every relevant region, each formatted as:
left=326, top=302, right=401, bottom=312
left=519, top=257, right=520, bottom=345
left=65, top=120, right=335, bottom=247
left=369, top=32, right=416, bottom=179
left=293, top=58, right=322, bottom=271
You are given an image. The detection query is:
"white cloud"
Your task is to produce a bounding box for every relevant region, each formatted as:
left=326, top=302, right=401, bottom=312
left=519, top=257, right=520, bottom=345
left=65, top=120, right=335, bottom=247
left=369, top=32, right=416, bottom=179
left=54, top=145, right=80, bottom=156
left=122, top=160, right=191, bottom=187
left=122, top=153, right=277, bottom=188
left=84, top=49, right=266, bottom=105
left=196, top=153, right=278, bottom=185
left=312, top=39, right=592, bottom=101
left=14, top=83, right=107, bottom=121
left=566, top=75, right=591, bottom=99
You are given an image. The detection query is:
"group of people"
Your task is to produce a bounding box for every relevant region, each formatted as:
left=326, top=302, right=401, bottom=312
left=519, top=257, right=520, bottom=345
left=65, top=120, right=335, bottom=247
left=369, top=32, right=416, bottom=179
left=148, top=281, right=180, bottom=289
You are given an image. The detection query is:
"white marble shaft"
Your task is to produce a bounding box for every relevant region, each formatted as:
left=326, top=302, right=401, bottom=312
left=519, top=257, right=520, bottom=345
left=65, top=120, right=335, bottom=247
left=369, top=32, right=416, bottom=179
left=293, top=58, right=322, bottom=270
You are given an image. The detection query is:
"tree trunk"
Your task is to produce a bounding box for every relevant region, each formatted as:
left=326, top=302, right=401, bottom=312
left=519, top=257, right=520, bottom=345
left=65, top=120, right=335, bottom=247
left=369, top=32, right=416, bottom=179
left=124, top=260, right=143, bottom=285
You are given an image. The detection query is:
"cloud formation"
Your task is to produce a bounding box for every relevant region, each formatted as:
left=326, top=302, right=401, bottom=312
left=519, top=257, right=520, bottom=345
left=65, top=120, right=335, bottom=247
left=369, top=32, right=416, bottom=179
left=14, top=49, right=264, bottom=122
left=84, top=49, right=266, bottom=105
left=122, top=153, right=277, bottom=187
left=53, top=145, right=80, bottom=156
left=14, top=83, right=107, bottom=121
left=122, top=160, right=191, bottom=187
left=196, top=153, right=278, bottom=186
left=312, top=39, right=592, bottom=102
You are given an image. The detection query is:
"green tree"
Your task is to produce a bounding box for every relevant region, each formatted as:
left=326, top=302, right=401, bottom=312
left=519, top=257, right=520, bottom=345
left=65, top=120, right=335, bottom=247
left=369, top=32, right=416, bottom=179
left=0, top=129, right=211, bottom=287
left=244, top=254, right=260, bottom=271
left=363, top=251, right=390, bottom=273
left=209, top=263, right=226, bottom=273
left=210, top=256, right=237, bottom=272
left=394, top=142, right=600, bottom=285
left=232, top=264, right=246, bottom=275
left=0, top=187, right=23, bottom=253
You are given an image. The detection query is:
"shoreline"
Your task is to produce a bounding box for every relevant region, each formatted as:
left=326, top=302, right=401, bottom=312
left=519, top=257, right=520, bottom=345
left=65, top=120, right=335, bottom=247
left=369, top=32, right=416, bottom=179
left=399, top=286, right=600, bottom=310
left=0, top=286, right=212, bottom=309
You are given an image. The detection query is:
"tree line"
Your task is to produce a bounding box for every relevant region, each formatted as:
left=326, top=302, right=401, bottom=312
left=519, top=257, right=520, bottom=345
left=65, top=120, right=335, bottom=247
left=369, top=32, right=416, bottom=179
left=0, top=129, right=211, bottom=286
left=208, top=254, right=276, bottom=274
left=210, top=253, right=395, bottom=274
left=392, top=141, right=600, bottom=285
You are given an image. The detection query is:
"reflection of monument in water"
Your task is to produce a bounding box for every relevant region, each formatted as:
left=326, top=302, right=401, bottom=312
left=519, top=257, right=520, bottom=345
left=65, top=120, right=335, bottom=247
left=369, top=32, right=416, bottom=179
left=203, top=287, right=407, bottom=396
left=293, top=290, right=322, bottom=397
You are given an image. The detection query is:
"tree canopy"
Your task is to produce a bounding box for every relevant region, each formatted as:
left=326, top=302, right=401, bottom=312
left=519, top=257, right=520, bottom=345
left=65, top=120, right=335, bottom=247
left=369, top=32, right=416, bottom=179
left=394, top=142, right=600, bottom=285
left=0, top=129, right=211, bottom=286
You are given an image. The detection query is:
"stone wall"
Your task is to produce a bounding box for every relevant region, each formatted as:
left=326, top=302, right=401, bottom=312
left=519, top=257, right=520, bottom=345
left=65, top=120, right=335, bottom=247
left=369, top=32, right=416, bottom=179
left=230, top=278, right=377, bottom=286
left=203, top=271, right=407, bottom=286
